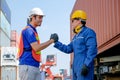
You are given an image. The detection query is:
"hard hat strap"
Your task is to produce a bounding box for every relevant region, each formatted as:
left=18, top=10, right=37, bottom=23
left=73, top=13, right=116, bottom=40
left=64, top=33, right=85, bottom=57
left=73, top=25, right=83, bottom=34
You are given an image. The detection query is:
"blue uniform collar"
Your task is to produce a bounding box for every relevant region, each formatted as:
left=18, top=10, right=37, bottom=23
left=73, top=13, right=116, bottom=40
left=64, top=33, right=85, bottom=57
left=79, top=26, right=86, bottom=33
left=76, top=26, right=86, bottom=34
left=27, top=24, right=37, bottom=32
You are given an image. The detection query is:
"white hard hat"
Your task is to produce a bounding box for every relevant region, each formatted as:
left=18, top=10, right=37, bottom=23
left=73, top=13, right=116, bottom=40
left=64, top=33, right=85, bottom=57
left=29, top=8, right=45, bottom=17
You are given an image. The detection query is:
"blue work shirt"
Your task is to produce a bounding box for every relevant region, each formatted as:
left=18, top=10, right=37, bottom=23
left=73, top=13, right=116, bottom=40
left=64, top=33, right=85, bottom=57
left=54, top=26, right=97, bottom=80
left=19, top=24, right=40, bottom=67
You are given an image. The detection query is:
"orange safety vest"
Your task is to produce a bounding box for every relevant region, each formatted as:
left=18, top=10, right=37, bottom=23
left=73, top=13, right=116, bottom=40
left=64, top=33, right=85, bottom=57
left=17, top=26, right=41, bottom=62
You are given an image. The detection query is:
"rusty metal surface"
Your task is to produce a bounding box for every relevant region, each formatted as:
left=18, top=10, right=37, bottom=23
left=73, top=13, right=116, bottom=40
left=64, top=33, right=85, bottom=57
left=70, top=0, right=120, bottom=53
left=10, top=30, right=19, bottom=47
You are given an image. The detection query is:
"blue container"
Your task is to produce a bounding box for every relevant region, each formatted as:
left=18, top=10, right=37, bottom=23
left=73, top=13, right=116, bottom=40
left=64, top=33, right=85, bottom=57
left=0, top=0, right=11, bottom=24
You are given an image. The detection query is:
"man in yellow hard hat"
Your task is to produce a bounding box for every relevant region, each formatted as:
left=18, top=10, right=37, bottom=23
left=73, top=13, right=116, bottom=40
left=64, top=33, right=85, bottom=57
left=53, top=10, right=97, bottom=80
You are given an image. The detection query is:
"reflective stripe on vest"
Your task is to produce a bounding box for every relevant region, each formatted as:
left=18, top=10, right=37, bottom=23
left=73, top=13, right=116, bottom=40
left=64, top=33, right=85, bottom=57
left=17, top=26, right=41, bottom=62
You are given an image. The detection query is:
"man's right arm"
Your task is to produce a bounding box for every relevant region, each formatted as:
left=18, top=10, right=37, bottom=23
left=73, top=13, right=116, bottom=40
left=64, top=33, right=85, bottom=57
left=30, top=39, right=54, bottom=52
left=24, top=29, right=58, bottom=52
left=30, top=33, right=59, bottom=52
left=54, top=41, right=73, bottom=54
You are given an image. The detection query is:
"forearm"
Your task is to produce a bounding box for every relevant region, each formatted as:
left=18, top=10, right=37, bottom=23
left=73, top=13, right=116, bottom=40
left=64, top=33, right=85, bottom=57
left=54, top=41, right=73, bottom=53
left=84, top=45, right=97, bottom=67
left=31, top=39, right=54, bottom=52
left=37, top=39, right=54, bottom=51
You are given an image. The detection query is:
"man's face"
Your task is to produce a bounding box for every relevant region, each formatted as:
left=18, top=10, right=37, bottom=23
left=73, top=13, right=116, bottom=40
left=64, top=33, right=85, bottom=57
left=33, top=15, right=43, bottom=27
left=71, top=19, right=81, bottom=29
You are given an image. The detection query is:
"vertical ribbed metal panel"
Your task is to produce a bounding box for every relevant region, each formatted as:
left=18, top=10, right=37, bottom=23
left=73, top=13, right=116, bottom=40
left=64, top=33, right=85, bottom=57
left=71, top=0, right=120, bottom=53
left=1, top=66, right=17, bottom=80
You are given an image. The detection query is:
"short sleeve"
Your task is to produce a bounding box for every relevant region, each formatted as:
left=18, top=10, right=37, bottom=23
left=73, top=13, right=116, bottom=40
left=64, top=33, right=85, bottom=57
left=23, top=28, right=37, bottom=44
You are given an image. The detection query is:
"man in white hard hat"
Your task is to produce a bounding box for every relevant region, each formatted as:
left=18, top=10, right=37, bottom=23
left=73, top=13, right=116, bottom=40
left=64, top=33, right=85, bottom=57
left=17, top=8, right=58, bottom=80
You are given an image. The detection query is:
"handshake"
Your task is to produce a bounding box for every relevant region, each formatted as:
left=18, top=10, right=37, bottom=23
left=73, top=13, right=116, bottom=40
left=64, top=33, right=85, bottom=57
left=50, top=33, right=59, bottom=43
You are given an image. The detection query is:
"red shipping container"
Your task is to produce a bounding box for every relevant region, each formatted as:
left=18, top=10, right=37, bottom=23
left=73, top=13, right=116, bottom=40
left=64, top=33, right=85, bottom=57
left=70, top=0, right=120, bottom=54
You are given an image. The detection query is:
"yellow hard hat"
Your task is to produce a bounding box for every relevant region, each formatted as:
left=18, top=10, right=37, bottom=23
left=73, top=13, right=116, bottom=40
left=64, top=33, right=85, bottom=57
left=71, top=10, right=87, bottom=20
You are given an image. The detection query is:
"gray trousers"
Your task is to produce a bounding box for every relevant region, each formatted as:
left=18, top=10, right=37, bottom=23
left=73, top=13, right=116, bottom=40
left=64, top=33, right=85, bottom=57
left=19, top=65, right=41, bottom=80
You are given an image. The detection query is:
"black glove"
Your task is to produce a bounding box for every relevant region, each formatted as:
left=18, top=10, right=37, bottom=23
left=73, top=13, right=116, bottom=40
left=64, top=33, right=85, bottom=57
left=81, top=64, right=89, bottom=76
left=50, top=33, right=59, bottom=42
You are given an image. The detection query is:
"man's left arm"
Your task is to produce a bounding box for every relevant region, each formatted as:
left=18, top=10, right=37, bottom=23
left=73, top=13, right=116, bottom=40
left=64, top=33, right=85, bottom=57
left=84, top=29, right=98, bottom=67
